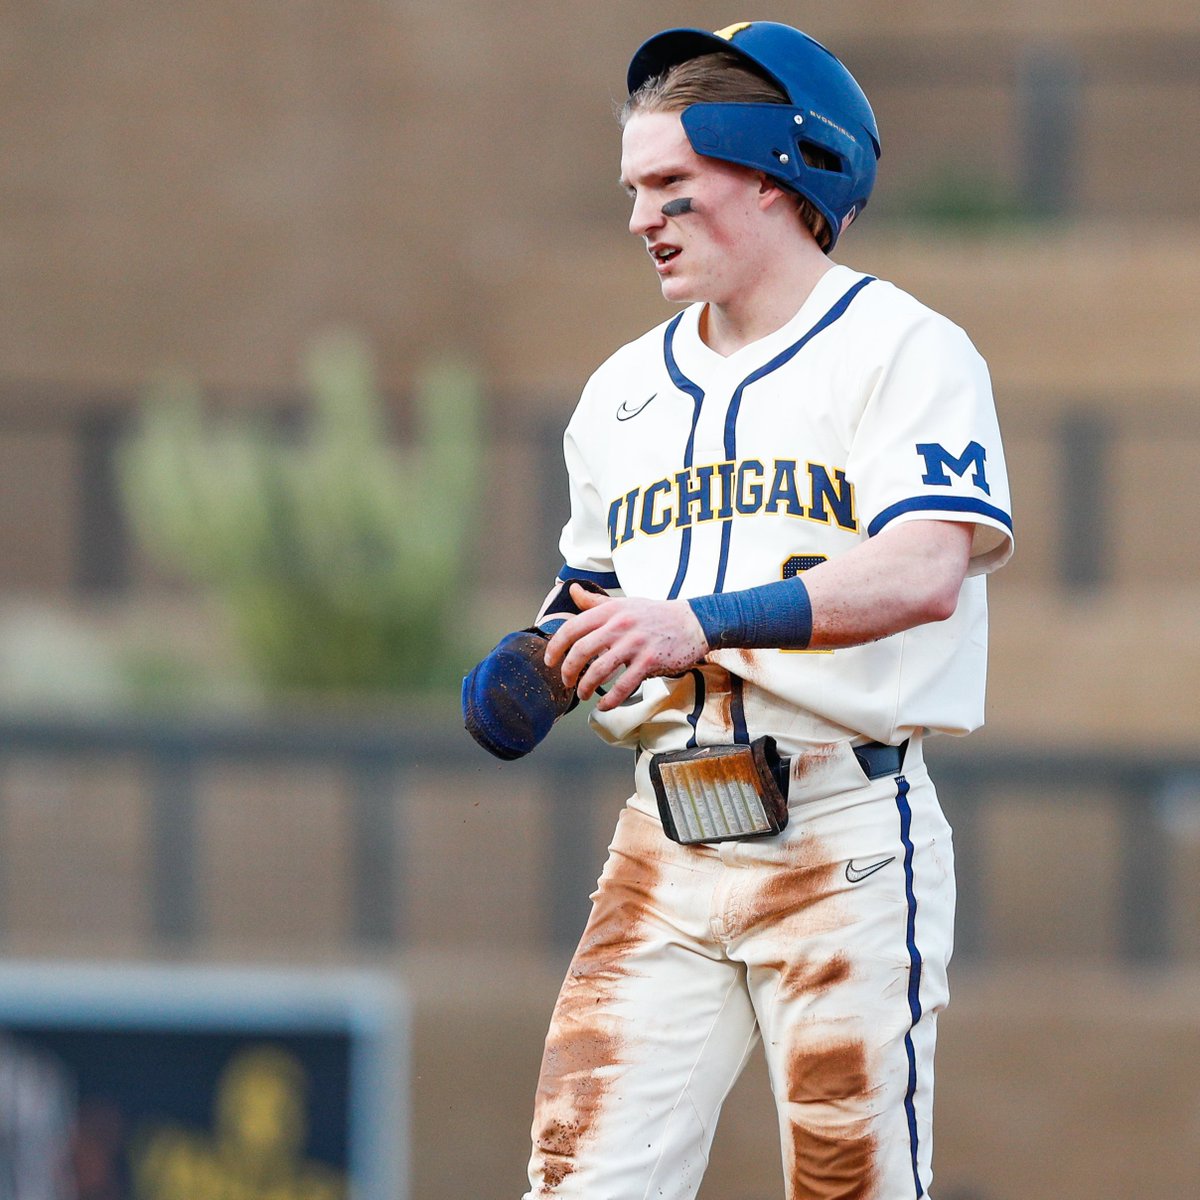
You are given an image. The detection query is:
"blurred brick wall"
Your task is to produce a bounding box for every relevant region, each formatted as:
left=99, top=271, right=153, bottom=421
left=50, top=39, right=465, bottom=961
left=4, top=0, right=1199, bottom=396
left=3, top=1, right=1200, bottom=749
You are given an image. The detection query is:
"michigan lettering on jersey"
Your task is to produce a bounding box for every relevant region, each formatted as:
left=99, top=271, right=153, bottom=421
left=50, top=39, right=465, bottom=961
left=607, top=458, right=857, bottom=549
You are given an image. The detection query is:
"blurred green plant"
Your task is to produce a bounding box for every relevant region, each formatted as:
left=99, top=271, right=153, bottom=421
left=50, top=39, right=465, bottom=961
left=894, top=162, right=1027, bottom=234
left=118, top=334, right=482, bottom=697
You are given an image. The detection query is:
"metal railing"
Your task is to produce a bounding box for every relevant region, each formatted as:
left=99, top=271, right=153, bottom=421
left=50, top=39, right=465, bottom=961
left=8, top=387, right=1200, bottom=600
left=0, top=711, right=1195, bottom=964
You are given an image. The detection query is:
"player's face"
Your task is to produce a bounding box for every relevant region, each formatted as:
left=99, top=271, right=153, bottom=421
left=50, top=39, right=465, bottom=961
left=620, top=110, right=772, bottom=307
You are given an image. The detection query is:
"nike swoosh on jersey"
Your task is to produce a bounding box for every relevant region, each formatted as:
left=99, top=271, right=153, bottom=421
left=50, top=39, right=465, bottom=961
left=616, top=393, right=656, bottom=421
left=844, top=856, right=896, bottom=884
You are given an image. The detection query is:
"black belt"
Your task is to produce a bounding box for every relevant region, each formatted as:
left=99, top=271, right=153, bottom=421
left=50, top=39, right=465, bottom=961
left=851, top=738, right=909, bottom=780
left=640, top=737, right=909, bottom=797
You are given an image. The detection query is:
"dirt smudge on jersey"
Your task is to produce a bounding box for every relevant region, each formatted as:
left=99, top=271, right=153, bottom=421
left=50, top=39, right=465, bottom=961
left=530, top=813, right=663, bottom=1194
left=729, top=647, right=763, bottom=683
left=716, top=689, right=734, bottom=735
left=784, top=1038, right=878, bottom=1199
left=790, top=742, right=838, bottom=785
left=706, top=647, right=766, bottom=687
left=695, top=663, right=734, bottom=736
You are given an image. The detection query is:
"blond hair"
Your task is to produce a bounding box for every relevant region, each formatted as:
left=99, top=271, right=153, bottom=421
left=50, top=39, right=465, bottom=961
left=622, top=52, right=833, bottom=250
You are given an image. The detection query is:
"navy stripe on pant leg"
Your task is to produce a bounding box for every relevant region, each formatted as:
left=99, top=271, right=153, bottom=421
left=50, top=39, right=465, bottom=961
left=895, top=775, right=926, bottom=1199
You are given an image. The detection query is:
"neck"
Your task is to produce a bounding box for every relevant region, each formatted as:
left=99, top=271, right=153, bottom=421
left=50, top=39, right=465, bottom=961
left=700, top=240, right=834, bottom=357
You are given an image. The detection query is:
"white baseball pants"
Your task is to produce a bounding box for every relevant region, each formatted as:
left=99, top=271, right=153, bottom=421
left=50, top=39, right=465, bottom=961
left=523, top=736, right=955, bottom=1200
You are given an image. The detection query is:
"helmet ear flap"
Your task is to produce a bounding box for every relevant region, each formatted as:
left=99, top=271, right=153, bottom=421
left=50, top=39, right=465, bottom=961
left=681, top=102, right=873, bottom=245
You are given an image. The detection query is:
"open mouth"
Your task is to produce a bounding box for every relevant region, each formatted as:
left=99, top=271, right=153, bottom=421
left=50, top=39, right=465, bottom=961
left=652, top=246, right=681, bottom=265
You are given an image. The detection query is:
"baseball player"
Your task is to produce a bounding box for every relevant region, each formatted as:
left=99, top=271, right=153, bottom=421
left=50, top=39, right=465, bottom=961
left=462, top=21, right=1013, bottom=1199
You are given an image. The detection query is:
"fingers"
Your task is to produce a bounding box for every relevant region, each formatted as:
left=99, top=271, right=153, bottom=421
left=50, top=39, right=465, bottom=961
left=544, top=596, right=707, bottom=707
left=593, top=661, right=647, bottom=711
left=574, top=635, right=653, bottom=706
left=575, top=648, right=631, bottom=702
left=570, top=582, right=611, bottom=610
left=544, top=606, right=606, bottom=671
left=561, top=622, right=636, bottom=694
left=542, top=584, right=613, bottom=670
left=545, top=602, right=643, bottom=697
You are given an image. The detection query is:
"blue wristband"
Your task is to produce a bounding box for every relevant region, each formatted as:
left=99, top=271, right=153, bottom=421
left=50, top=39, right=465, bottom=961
left=687, top=577, right=813, bottom=651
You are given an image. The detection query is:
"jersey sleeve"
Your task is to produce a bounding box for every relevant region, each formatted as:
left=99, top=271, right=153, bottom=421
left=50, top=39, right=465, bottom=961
left=551, top=404, right=624, bottom=596
left=845, top=311, right=1014, bottom=575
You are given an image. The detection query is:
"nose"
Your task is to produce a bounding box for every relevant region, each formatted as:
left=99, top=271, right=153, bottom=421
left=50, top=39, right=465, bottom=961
left=628, top=190, right=663, bottom=238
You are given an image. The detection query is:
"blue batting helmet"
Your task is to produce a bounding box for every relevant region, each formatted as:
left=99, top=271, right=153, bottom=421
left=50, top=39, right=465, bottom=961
left=627, top=21, right=880, bottom=251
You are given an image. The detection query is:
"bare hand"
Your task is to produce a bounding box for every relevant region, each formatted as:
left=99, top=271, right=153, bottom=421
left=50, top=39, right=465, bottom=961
left=543, top=584, right=710, bottom=711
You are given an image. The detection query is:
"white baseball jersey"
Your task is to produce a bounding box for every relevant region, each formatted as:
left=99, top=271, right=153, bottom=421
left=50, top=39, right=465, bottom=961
left=551, top=264, right=1013, bottom=756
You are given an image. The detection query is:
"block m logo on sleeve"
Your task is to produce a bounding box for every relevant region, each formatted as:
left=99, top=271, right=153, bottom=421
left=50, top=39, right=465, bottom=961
left=914, top=441, right=991, bottom=496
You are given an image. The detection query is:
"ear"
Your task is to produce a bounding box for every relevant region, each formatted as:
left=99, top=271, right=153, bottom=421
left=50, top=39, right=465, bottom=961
left=756, top=174, right=789, bottom=212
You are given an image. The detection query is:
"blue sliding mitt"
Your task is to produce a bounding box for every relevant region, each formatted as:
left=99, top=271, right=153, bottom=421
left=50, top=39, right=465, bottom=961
left=462, top=629, right=578, bottom=760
